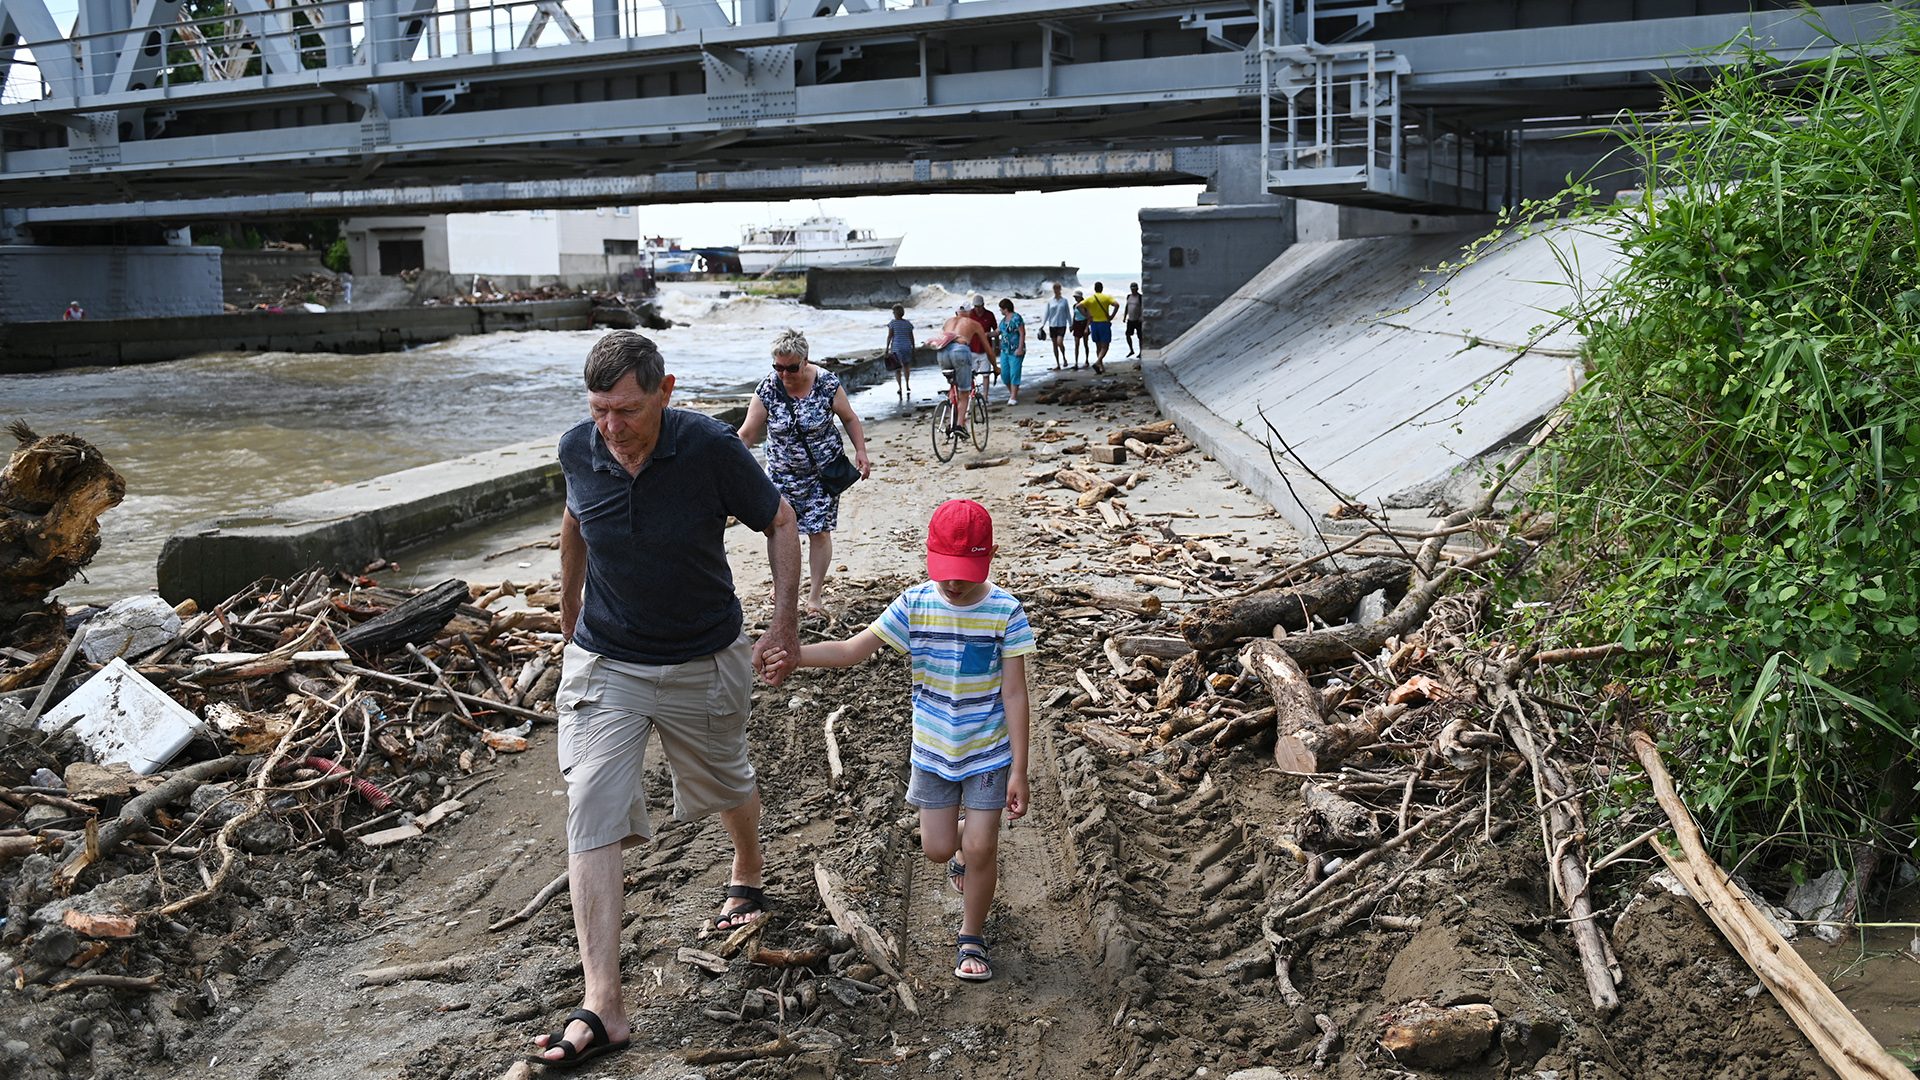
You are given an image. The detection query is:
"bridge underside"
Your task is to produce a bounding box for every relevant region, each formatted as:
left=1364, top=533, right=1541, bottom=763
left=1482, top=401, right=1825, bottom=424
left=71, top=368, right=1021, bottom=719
left=0, top=0, right=1903, bottom=223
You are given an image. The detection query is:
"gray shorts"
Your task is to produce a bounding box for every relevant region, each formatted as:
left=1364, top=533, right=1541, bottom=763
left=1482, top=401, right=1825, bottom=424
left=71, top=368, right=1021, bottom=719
left=906, top=764, right=1010, bottom=811
left=938, top=342, right=977, bottom=385
left=554, top=637, right=756, bottom=853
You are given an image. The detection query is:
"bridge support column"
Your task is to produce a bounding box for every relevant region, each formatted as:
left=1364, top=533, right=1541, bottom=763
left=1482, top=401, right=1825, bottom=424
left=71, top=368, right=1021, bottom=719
left=1139, top=145, right=1293, bottom=348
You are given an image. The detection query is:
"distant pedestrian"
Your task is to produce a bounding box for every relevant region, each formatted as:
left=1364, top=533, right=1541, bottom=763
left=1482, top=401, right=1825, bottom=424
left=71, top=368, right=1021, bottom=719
left=1069, top=290, right=1090, bottom=367
left=1042, top=283, right=1071, bottom=370
left=738, top=329, right=873, bottom=620
left=996, top=299, right=1026, bottom=406
left=966, top=293, right=998, bottom=340
left=884, top=304, right=915, bottom=401
left=1123, top=283, right=1144, bottom=357
left=61, top=300, right=85, bottom=321
left=341, top=273, right=354, bottom=307
left=1082, top=282, right=1119, bottom=373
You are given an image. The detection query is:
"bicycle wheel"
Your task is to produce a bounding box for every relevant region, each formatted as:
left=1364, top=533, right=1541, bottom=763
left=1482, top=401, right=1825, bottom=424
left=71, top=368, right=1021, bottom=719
left=970, top=383, right=990, bottom=451
left=931, top=398, right=957, bottom=463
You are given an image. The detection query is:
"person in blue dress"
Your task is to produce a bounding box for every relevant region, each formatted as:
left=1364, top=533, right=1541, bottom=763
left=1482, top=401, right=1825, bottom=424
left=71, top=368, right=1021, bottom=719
left=996, top=299, right=1027, bottom=405
left=883, top=304, right=915, bottom=400
left=738, top=329, right=873, bottom=618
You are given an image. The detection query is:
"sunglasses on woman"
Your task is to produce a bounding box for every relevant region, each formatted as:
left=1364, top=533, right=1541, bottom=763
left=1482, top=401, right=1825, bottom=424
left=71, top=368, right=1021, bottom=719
left=772, top=361, right=803, bottom=373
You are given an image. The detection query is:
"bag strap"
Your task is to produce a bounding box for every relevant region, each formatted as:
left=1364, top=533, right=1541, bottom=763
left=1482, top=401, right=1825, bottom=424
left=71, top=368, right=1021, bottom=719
left=777, top=381, right=826, bottom=474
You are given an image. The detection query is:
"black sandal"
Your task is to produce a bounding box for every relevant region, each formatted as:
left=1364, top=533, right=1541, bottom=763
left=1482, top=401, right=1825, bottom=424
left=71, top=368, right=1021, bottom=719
left=526, top=1008, right=630, bottom=1069
left=716, top=884, right=767, bottom=931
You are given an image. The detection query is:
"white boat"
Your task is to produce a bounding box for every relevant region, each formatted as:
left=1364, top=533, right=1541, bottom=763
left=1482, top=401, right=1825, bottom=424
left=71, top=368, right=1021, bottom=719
left=738, top=216, right=903, bottom=274
left=644, top=237, right=698, bottom=275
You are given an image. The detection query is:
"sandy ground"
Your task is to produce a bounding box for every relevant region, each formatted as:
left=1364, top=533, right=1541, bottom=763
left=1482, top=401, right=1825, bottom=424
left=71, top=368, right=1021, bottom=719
left=11, top=359, right=1914, bottom=1080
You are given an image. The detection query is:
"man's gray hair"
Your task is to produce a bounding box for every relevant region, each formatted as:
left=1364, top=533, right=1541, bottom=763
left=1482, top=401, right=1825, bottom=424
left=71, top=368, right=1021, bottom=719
left=583, top=331, right=665, bottom=392
left=771, top=327, right=809, bottom=361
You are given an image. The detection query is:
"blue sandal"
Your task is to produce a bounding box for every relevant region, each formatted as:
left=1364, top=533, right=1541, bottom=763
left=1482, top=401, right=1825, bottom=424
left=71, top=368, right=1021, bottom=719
left=955, top=935, right=992, bottom=981
left=947, top=859, right=966, bottom=894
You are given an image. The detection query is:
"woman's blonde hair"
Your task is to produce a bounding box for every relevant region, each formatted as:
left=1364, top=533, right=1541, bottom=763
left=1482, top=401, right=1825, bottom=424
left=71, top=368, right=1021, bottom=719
left=771, top=327, right=809, bottom=362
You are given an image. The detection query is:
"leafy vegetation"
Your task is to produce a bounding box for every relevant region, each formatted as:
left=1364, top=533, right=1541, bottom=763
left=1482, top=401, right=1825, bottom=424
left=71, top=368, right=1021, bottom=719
left=1513, top=13, right=1920, bottom=865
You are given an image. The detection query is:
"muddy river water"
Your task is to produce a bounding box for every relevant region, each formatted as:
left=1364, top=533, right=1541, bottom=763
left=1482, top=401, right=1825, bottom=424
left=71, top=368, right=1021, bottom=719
left=4, top=282, right=1124, bottom=604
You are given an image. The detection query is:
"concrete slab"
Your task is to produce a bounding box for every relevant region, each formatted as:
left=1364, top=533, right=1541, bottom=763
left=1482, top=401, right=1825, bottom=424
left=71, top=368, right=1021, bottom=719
left=156, top=438, right=563, bottom=605
left=1144, top=220, right=1621, bottom=545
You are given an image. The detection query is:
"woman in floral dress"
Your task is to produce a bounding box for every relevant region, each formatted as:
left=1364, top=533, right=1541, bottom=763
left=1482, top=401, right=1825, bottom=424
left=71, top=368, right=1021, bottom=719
left=738, top=328, right=872, bottom=618
left=996, top=298, right=1026, bottom=405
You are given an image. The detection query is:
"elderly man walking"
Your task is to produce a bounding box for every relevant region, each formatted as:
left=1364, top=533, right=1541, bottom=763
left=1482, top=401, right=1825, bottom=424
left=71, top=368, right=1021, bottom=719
left=534, top=331, right=802, bottom=1067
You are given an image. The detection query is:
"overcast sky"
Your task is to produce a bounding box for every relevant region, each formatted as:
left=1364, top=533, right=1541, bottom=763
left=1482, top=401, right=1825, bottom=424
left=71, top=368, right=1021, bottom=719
left=638, top=187, right=1205, bottom=276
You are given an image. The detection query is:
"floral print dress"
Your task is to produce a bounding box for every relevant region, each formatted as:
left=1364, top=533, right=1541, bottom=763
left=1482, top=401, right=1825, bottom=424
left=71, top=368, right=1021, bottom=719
left=756, top=368, right=846, bottom=535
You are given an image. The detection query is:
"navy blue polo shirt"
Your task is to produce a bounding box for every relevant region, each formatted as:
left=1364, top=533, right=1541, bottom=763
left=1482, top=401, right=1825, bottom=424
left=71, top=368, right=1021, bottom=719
left=560, top=409, right=781, bottom=665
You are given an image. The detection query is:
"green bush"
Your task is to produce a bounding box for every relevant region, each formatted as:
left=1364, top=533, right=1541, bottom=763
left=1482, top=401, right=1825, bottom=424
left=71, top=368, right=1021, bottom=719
left=324, top=238, right=351, bottom=274
left=1521, top=13, right=1920, bottom=859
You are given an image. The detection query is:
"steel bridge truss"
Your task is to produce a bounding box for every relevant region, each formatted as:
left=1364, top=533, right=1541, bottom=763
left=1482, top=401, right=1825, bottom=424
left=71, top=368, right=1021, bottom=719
left=0, top=0, right=1905, bottom=218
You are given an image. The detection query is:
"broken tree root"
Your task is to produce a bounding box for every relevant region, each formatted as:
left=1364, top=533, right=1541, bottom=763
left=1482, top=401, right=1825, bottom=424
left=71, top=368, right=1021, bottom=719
left=684, top=1034, right=802, bottom=1065
left=489, top=870, right=570, bottom=933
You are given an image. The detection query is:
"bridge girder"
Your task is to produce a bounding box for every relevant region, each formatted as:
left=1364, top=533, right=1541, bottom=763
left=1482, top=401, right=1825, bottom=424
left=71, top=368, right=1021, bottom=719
left=0, top=0, right=1904, bottom=219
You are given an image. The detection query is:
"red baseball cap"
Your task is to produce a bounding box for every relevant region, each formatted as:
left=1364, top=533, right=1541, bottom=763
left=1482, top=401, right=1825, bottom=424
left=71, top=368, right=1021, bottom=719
left=926, top=499, right=994, bottom=583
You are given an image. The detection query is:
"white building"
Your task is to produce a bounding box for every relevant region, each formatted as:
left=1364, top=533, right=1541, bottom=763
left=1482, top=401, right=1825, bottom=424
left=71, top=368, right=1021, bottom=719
left=343, top=207, right=642, bottom=291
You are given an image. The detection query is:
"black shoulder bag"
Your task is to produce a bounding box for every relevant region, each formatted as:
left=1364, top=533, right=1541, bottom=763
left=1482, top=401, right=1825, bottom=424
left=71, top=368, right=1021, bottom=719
left=780, top=384, right=862, bottom=496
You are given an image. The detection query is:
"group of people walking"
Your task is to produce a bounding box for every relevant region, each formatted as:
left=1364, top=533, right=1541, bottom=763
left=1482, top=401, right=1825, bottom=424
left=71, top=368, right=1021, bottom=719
left=882, top=282, right=1145, bottom=404
left=534, top=330, right=1034, bottom=1065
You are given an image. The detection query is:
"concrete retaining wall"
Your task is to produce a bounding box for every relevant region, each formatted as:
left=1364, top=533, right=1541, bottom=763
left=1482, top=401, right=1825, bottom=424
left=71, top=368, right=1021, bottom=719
left=157, top=438, right=564, bottom=606
left=806, top=266, right=1080, bottom=309
left=0, top=245, right=224, bottom=323
left=1145, top=220, right=1621, bottom=546
left=1138, top=204, right=1294, bottom=348
left=0, top=300, right=592, bottom=373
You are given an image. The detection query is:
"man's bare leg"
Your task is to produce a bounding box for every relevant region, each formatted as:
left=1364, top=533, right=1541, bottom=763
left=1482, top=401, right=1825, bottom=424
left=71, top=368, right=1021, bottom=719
left=718, top=789, right=766, bottom=920
left=537, top=839, right=635, bottom=1059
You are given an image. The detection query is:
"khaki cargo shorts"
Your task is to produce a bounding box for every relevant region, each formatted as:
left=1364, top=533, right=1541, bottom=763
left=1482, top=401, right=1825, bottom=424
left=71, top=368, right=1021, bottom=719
left=555, top=636, right=756, bottom=853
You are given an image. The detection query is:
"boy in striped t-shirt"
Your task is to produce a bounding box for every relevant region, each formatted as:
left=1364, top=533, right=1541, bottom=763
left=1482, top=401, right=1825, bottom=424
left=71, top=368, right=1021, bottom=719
left=774, top=499, right=1033, bottom=981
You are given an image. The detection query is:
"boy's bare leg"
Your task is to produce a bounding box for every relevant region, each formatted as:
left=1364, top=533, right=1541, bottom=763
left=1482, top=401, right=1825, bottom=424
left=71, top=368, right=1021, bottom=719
left=957, top=811, right=1001, bottom=974
left=920, top=805, right=961, bottom=865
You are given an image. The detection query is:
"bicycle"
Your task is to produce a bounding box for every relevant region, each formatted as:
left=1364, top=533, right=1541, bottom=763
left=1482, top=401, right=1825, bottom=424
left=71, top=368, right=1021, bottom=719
left=930, top=370, right=991, bottom=462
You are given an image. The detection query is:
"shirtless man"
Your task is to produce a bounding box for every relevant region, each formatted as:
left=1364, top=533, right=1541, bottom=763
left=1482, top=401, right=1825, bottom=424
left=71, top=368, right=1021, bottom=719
left=930, top=304, right=998, bottom=439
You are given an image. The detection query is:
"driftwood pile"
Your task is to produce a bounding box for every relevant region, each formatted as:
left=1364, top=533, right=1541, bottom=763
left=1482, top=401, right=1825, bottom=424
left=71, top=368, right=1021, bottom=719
left=1018, top=415, right=1638, bottom=1064
left=0, top=570, right=570, bottom=992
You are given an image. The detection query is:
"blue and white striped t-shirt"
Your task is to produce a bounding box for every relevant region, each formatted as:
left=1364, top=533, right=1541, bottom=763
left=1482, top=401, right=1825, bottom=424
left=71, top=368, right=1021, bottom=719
left=870, top=581, right=1036, bottom=781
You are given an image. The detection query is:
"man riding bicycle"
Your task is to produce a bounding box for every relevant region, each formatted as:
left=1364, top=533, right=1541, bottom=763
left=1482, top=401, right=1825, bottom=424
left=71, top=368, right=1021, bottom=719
left=928, top=304, right=998, bottom=440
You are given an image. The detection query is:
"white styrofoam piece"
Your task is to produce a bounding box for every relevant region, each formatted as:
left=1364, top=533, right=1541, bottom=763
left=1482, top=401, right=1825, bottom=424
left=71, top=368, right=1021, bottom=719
left=36, top=658, right=199, bottom=774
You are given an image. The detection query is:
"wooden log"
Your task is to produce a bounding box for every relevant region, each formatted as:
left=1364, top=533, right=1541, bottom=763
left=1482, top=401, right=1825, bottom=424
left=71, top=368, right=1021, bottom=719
left=351, top=956, right=474, bottom=987
left=1298, top=782, right=1382, bottom=851
left=487, top=870, right=569, bottom=932
left=1630, top=730, right=1908, bottom=1080
left=1064, top=720, right=1145, bottom=758
left=334, top=663, right=555, bottom=724
left=1106, top=421, right=1176, bottom=445
left=1075, top=588, right=1161, bottom=615
left=962, top=456, right=1012, bottom=470
left=1053, top=468, right=1105, bottom=493
left=0, top=422, right=126, bottom=635
left=1156, top=652, right=1206, bottom=711
left=814, top=863, right=902, bottom=981
left=824, top=706, right=846, bottom=788
left=1237, top=641, right=1334, bottom=773
left=337, top=578, right=471, bottom=652
left=1181, top=562, right=1410, bottom=652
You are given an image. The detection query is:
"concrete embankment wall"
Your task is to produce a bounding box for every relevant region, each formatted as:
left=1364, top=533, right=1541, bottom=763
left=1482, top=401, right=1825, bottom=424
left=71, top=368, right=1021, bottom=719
left=806, top=265, right=1080, bottom=308
left=1143, top=222, right=1621, bottom=546
left=0, top=300, right=593, bottom=373
left=158, top=439, right=564, bottom=606
left=0, top=245, right=225, bottom=323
